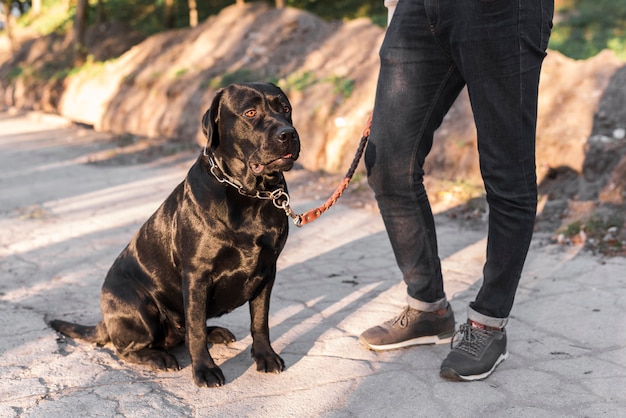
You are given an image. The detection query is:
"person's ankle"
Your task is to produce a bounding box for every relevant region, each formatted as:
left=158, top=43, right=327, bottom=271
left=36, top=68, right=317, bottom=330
left=469, top=320, right=503, bottom=332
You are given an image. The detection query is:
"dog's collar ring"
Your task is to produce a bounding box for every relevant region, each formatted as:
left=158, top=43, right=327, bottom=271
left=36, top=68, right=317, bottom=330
left=269, top=189, right=302, bottom=226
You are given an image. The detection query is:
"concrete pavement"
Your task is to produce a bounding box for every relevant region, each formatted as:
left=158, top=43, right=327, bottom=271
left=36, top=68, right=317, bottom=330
left=1, top=109, right=625, bottom=417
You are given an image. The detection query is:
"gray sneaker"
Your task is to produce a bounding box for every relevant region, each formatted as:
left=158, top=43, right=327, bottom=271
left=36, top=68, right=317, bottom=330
left=359, top=304, right=455, bottom=351
left=439, top=321, right=508, bottom=381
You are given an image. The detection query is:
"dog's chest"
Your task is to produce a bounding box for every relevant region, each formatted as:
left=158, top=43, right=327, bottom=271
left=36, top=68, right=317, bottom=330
left=206, top=227, right=284, bottom=314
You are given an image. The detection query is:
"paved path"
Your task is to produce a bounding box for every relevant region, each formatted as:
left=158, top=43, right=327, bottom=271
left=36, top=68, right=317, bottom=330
left=1, top=110, right=625, bottom=417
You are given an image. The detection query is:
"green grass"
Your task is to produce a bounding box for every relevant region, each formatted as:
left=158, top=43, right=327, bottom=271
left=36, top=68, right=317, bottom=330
left=279, top=71, right=317, bottom=92
left=325, top=75, right=354, bottom=99
left=17, top=3, right=72, bottom=36
left=206, top=69, right=267, bottom=89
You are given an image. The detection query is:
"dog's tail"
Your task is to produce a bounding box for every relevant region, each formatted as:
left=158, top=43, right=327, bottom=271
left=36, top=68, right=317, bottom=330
left=49, top=319, right=110, bottom=345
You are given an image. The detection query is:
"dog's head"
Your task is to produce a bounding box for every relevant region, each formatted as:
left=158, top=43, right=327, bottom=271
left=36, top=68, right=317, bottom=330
left=202, top=82, right=300, bottom=189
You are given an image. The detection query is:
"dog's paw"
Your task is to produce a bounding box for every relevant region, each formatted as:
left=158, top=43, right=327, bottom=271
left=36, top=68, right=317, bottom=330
left=192, top=364, right=226, bottom=388
left=206, top=326, right=236, bottom=344
left=252, top=348, right=285, bottom=374
left=125, top=348, right=180, bottom=371
left=148, top=352, right=180, bottom=371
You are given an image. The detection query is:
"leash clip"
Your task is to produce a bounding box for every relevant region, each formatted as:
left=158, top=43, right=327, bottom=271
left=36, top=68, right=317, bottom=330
left=270, top=189, right=303, bottom=226
left=270, top=189, right=290, bottom=209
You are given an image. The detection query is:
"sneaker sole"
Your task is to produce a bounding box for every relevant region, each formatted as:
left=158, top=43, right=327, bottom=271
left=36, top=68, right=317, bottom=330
left=439, top=351, right=509, bottom=381
left=360, top=330, right=454, bottom=351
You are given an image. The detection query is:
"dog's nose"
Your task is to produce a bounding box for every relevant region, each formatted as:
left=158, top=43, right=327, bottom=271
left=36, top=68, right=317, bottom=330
left=276, top=127, right=298, bottom=143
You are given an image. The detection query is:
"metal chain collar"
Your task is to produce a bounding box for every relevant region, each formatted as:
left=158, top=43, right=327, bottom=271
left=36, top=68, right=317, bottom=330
left=205, top=151, right=303, bottom=226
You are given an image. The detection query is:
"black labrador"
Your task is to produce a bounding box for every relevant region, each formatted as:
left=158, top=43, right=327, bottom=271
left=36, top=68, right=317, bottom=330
left=50, top=82, right=300, bottom=387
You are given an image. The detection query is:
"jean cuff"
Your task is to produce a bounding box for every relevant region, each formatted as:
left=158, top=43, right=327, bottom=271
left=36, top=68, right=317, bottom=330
left=467, top=306, right=508, bottom=329
left=406, top=295, right=448, bottom=312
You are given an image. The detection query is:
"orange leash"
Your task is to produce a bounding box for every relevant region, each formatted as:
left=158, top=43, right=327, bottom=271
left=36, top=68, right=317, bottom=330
left=293, top=115, right=371, bottom=227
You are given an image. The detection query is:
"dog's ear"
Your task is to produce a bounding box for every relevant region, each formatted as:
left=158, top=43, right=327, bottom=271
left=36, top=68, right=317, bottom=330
left=202, top=89, right=224, bottom=150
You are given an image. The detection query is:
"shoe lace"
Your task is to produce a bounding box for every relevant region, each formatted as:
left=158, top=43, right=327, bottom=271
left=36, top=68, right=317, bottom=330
left=388, top=306, right=412, bottom=328
left=450, top=323, right=492, bottom=357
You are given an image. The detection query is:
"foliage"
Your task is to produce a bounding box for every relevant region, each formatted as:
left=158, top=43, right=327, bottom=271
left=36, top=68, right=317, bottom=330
left=9, top=0, right=388, bottom=37
left=12, top=0, right=236, bottom=36
left=6, top=52, right=108, bottom=85
left=206, top=68, right=270, bottom=89
left=285, top=0, right=386, bottom=26
left=16, top=2, right=73, bottom=35
left=550, top=0, right=626, bottom=60
left=15, top=0, right=624, bottom=61
left=205, top=69, right=355, bottom=103
left=103, top=0, right=234, bottom=34
left=30, top=5, right=72, bottom=34
left=281, top=71, right=317, bottom=91
left=278, top=71, right=355, bottom=101
left=325, top=75, right=354, bottom=99
left=558, top=213, right=625, bottom=256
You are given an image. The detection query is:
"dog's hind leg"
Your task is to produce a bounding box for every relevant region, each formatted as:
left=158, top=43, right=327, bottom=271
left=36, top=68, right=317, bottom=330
left=106, top=318, right=181, bottom=371
left=118, top=347, right=180, bottom=371
left=102, top=290, right=180, bottom=371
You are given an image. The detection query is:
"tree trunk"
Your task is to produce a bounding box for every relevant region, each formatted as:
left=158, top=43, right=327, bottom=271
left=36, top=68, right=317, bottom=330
left=164, top=0, right=175, bottom=29
left=73, top=0, right=88, bottom=66
left=236, top=0, right=244, bottom=6
left=188, top=0, right=198, bottom=27
left=1, top=1, right=17, bottom=52
left=95, top=0, right=105, bottom=24
left=31, top=0, right=42, bottom=16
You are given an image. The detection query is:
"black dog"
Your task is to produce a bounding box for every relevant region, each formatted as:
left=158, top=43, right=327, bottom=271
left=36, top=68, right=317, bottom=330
left=50, top=82, right=300, bottom=387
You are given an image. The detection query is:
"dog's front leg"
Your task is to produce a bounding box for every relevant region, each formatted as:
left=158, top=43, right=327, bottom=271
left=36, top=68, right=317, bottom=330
left=183, top=274, right=225, bottom=387
left=249, top=267, right=285, bottom=374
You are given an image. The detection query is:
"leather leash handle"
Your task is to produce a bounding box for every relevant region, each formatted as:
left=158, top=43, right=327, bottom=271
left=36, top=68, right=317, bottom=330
left=296, top=115, right=371, bottom=226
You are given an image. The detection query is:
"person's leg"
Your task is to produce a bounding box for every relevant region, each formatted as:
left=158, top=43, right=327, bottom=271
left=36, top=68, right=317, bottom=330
left=360, top=0, right=465, bottom=350
left=438, top=0, right=554, bottom=380
left=366, top=0, right=465, bottom=306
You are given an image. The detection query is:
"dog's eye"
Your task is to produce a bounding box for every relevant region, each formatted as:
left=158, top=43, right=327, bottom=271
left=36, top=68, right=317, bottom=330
left=244, top=109, right=257, bottom=118
left=282, top=106, right=291, bottom=114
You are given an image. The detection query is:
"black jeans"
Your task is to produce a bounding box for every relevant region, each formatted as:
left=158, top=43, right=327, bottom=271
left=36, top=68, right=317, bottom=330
left=365, top=0, right=553, bottom=321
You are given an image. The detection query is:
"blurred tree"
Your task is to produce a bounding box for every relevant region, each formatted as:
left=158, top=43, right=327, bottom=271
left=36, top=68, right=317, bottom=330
left=164, top=0, right=174, bottom=28
left=32, top=0, right=42, bottom=15
left=189, top=0, right=197, bottom=26
left=284, top=0, right=386, bottom=23
left=1, top=0, right=17, bottom=51
left=95, top=0, right=105, bottom=24
left=550, top=0, right=626, bottom=59
left=73, top=0, right=88, bottom=65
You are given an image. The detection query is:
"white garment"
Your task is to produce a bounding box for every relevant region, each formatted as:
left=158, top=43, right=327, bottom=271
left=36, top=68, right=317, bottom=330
left=384, top=0, right=398, bottom=26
